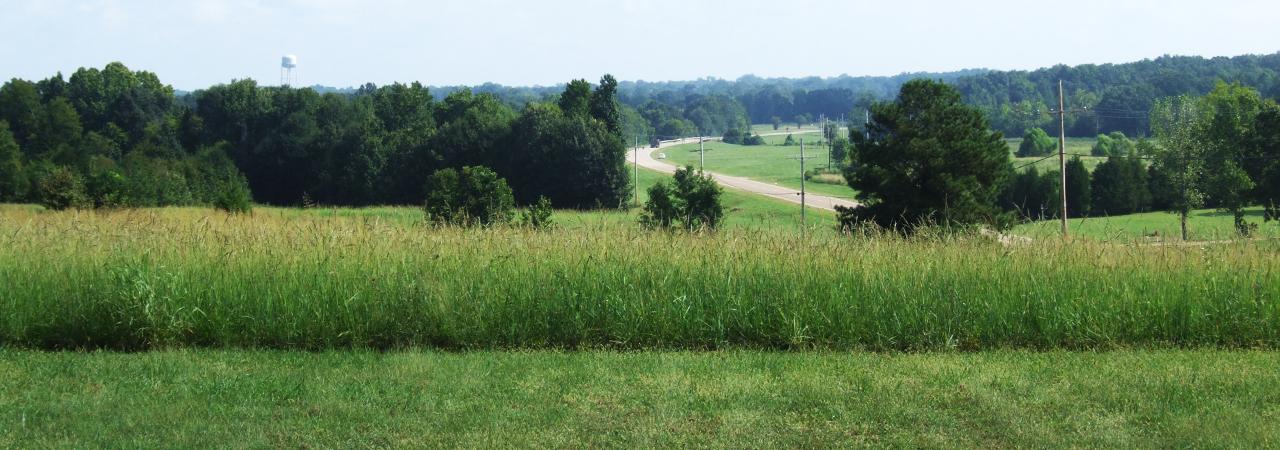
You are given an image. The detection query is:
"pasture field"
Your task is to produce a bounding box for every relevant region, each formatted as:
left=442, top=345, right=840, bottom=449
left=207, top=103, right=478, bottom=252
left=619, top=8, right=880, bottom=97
left=2, top=206, right=1278, bottom=351
left=1014, top=207, right=1280, bottom=241
left=659, top=138, right=857, bottom=198
left=2, top=349, right=1277, bottom=448
left=750, top=123, right=821, bottom=135
left=254, top=165, right=834, bottom=230
left=1007, top=137, right=1108, bottom=172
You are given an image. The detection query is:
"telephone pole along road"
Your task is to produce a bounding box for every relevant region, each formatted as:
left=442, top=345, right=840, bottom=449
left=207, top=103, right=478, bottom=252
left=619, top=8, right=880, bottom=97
left=634, top=137, right=860, bottom=212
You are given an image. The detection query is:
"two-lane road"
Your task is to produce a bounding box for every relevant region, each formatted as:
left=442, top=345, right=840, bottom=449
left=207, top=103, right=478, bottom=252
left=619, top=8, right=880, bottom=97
left=631, top=137, right=859, bottom=212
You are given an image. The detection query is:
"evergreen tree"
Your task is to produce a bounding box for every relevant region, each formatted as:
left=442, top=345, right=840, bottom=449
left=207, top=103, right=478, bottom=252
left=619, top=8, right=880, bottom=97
left=1064, top=156, right=1091, bottom=217
left=840, top=79, right=1011, bottom=231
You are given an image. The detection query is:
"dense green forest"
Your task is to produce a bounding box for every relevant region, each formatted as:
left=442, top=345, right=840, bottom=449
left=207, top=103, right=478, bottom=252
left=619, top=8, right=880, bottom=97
left=0, top=63, right=629, bottom=208
left=420, top=53, right=1280, bottom=140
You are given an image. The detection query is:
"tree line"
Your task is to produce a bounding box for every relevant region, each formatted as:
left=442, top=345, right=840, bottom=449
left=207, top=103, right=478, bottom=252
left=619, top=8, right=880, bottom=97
left=838, top=79, right=1280, bottom=237
left=0, top=63, right=631, bottom=210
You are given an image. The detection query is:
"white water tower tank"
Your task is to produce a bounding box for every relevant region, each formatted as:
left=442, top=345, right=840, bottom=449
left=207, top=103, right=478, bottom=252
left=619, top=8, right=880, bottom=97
left=280, top=55, right=298, bottom=86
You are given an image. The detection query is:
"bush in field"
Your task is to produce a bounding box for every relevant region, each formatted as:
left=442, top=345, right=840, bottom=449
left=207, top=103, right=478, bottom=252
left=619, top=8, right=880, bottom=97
left=1092, top=132, right=1135, bottom=157
left=642, top=166, right=724, bottom=231
left=722, top=129, right=743, bottom=145
left=424, top=166, right=515, bottom=227
left=783, top=134, right=797, bottom=146
left=672, top=165, right=724, bottom=230
left=640, top=182, right=678, bottom=229
left=519, top=195, right=554, bottom=229
left=741, top=134, right=766, bottom=146
left=213, top=176, right=253, bottom=214
left=1017, top=128, right=1056, bottom=157
left=35, top=165, right=89, bottom=210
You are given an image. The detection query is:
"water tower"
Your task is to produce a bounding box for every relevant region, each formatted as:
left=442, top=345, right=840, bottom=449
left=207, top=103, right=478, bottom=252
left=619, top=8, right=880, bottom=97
left=280, top=54, right=298, bottom=86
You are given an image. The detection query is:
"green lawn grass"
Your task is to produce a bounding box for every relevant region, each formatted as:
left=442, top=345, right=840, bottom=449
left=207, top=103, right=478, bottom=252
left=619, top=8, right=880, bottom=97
left=658, top=138, right=857, bottom=198
left=1014, top=207, right=1280, bottom=241
left=2, top=349, right=1276, bottom=448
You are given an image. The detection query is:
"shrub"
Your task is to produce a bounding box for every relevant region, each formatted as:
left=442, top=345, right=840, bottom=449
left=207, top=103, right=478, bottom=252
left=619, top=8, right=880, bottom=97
left=213, top=176, right=253, bottom=214
left=642, top=166, right=726, bottom=231
left=783, top=134, right=797, bottom=146
left=640, top=182, right=678, bottom=230
left=1017, top=128, right=1056, bottom=157
left=722, top=129, right=744, bottom=145
left=1092, top=132, right=1135, bottom=157
left=424, top=166, right=515, bottom=227
left=519, top=196, right=554, bottom=230
left=672, top=166, right=724, bottom=231
left=35, top=166, right=89, bottom=210
left=741, top=134, right=766, bottom=146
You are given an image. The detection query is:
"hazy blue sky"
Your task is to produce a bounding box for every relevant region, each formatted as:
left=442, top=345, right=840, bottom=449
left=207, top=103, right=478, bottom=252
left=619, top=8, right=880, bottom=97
left=2, top=0, right=1277, bottom=90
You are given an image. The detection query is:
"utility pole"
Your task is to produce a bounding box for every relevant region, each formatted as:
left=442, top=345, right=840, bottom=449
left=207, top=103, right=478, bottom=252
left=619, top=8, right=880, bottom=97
left=865, top=109, right=871, bottom=140
left=789, top=138, right=817, bottom=234
left=1057, top=80, right=1068, bottom=239
left=634, top=134, right=640, bottom=207
left=699, top=134, right=705, bottom=171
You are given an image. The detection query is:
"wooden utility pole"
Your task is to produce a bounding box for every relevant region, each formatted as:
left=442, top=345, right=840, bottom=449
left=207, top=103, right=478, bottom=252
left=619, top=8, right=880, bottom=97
left=1057, top=80, right=1069, bottom=238
left=789, top=138, right=817, bottom=233
left=699, top=135, right=705, bottom=171
left=634, top=135, right=640, bottom=207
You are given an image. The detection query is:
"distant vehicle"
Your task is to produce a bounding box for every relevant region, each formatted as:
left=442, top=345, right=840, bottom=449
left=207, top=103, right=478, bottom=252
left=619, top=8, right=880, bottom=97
left=649, top=137, right=660, bottom=148
left=656, top=153, right=667, bottom=160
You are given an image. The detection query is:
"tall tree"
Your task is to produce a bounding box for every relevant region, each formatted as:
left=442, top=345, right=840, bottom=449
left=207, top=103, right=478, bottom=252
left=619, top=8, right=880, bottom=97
left=1149, top=95, right=1208, bottom=240
left=0, top=121, right=25, bottom=201
left=589, top=75, right=621, bottom=135
left=0, top=79, right=43, bottom=150
left=558, top=79, right=592, bottom=118
left=840, top=79, right=1011, bottom=230
left=1199, top=82, right=1264, bottom=235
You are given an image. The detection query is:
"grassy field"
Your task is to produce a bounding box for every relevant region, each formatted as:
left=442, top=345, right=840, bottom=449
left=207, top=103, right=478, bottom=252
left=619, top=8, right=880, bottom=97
left=1007, top=137, right=1108, bottom=172
left=2, top=349, right=1277, bottom=448
left=560, top=165, right=834, bottom=229
left=658, top=136, right=857, bottom=198
left=750, top=123, right=821, bottom=135
left=1014, top=207, right=1280, bottom=241
left=2, top=206, right=1278, bottom=351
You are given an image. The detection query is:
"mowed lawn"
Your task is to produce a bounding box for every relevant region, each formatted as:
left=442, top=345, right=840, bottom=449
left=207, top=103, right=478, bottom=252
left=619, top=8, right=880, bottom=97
left=2, top=350, right=1277, bottom=448
left=1015, top=207, right=1280, bottom=241
left=658, top=132, right=857, bottom=199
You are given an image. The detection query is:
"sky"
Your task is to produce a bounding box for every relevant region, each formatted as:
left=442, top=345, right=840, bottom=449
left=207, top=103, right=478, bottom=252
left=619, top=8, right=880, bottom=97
left=2, top=0, right=1278, bottom=91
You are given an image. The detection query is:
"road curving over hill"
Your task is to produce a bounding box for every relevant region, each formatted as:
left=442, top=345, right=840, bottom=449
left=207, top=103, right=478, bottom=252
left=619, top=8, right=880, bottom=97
left=631, top=137, right=860, bottom=212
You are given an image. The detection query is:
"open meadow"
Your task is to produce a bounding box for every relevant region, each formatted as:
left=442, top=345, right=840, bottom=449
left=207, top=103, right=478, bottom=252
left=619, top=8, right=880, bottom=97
left=659, top=132, right=856, bottom=198
left=2, top=205, right=1278, bottom=351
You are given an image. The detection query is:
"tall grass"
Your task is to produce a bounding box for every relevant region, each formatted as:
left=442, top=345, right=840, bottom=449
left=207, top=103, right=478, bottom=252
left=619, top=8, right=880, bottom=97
left=1, top=207, right=1278, bottom=350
